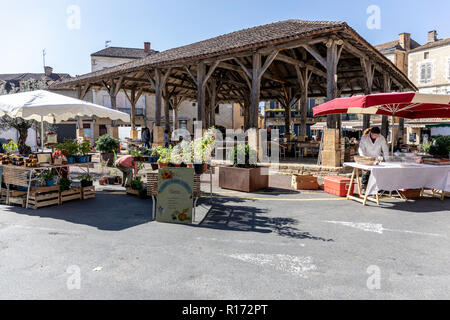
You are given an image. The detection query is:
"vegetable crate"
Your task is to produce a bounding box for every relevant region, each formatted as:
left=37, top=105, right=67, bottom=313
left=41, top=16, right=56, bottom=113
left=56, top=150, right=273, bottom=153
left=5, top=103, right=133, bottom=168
left=1, top=189, right=27, bottom=203
left=81, top=186, right=96, bottom=200
left=59, top=188, right=82, bottom=205
left=126, top=187, right=141, bottom=196
left=28, top=186, right=60, bottom=210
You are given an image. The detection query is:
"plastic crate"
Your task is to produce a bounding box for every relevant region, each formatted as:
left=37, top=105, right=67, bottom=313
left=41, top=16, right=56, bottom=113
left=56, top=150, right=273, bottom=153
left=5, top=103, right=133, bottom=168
left=324, top=176, right=355, bottom=197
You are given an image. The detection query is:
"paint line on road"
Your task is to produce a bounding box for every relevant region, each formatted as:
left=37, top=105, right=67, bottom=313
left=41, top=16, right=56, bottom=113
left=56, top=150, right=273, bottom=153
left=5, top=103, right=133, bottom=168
left=202, top=196, right=346, bottom=202
left=324, top=221, right=447, bottom=238
left=226, top=254, right=317, bottom=278
left=195, top=237, right=306, bottom=247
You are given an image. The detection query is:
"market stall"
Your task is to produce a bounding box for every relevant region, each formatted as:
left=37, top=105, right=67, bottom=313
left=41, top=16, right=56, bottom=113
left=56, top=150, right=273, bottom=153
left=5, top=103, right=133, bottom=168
left=0, top=162, right=94, bottom=209
left=345, top=158, right=450, bottom=206
left=313, top=92, right=450, bottom=205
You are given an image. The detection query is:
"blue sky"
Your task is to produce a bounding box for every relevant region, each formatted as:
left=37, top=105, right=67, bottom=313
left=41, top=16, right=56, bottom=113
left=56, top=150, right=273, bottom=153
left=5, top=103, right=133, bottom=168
left=1, top=0, right=449, bottom=76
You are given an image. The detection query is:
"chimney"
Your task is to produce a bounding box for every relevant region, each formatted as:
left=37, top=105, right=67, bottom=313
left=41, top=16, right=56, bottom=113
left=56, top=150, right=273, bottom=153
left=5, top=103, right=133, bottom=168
left=428, top=30, right=437, bottom=43
left=398, top=33, right=411, bottom=51
left=144, top=42, right=151, bottom=53
left=44, top=66, right=53, bottom=76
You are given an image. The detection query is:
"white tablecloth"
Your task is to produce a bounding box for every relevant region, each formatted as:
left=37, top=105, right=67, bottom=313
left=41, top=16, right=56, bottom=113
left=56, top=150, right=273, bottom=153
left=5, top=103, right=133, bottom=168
left=344, top=162, right=450, bottom=195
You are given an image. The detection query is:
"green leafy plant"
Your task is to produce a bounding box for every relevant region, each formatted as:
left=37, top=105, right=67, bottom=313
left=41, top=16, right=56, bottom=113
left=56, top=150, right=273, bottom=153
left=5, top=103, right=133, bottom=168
left=59, top=178, right=72, bottom=191
left=38, top=169, right=54, bottom=182
left=131, top=176, right=144, bottom=191
left=426, top=135, right=450, bottom=158
left=56, top=139, right=78, bottom=157
left=2, top=140, right=18, bottom=154
left=78, top=174, right=94, bottom=182
left=157, top=146, right=172, bottom=164
left=78, top=140, right=92, bottom=156
left=95, top=134, right=120, bottom=154
left=228, top=144, right=258, bottom=168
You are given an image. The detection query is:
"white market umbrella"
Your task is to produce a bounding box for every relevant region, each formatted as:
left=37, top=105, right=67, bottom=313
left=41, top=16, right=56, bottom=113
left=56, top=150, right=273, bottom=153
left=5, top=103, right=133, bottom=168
left=0, top=90, right=130, bottom=149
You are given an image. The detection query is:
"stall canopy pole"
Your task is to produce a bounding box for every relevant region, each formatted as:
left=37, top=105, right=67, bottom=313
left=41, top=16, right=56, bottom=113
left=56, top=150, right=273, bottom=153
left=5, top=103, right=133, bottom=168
left=40, top=116, right=44, bottom=151
left=391, top=114, right=395, bottom=156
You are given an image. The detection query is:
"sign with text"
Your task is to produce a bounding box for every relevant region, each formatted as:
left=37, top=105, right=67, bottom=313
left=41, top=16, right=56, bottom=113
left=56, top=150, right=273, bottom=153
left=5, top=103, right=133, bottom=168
left=156, top=168, right=194, bottom=224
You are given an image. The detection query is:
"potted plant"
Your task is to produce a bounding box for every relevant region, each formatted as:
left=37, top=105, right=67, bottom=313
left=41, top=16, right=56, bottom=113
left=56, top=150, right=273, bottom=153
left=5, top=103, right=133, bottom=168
left=2, top=140, right=18, bottom=156
left=38, top=169, right=55, bottom=187
left=52, top=150, right=67, bottom=165
left=157, top=147, right=172, bottom=168
left=78, top=175, right=94, bottom=188
left=59, top=178, right=72, bottom=192
left=422, top=135, right=450, bottom=158
left=56, top=139, right=78, bottom=164
left=130, top=177, right=146, bottom=198
left=191, top=128, right=216, bottom=174
left=77, top=140, right=92, bottom=163
left=219, top=144, right=268, bottom=193
left=95, top=135, right=120, bottom=166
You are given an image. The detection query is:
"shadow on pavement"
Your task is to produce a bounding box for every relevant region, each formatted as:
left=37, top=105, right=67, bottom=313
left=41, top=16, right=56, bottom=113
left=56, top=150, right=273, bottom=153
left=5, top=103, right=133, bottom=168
left=1, top=191, right=153, bottom=231
left=195, top=193, right=334, bottom=242
left=378, top=197, right=450, bottom=213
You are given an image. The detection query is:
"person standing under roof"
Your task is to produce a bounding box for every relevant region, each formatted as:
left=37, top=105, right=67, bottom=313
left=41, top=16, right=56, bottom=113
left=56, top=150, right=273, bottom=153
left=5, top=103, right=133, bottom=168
left=359, top=127, right=390, bottom=160
left=359, top=127, right=390, bottom=186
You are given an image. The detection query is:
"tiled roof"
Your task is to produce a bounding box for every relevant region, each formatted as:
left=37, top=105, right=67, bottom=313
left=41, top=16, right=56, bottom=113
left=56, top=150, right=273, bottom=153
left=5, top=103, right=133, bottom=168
left=409, top=37, right=450, bottom=53
left=91, top=47, right=158, bottom=59
left=0, top=73, right=71, bottom=82
left=52, top=19, right=416, bottom=91
left=374, top=39, right=421, bottom=52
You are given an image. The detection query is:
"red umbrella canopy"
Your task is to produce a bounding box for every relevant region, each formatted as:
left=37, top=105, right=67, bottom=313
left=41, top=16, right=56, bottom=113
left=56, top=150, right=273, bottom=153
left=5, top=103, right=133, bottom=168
left=313, top=92, right=450, bottom=119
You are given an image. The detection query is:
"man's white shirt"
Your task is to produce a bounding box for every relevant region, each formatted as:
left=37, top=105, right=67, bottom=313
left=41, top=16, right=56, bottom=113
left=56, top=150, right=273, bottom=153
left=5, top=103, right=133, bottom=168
left=358, top=134, right=390, bottom=159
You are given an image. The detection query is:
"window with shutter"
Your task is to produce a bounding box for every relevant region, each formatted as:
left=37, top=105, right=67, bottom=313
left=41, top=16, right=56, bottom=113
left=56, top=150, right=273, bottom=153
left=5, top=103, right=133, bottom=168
left=419, top=62, right=432, bottom=83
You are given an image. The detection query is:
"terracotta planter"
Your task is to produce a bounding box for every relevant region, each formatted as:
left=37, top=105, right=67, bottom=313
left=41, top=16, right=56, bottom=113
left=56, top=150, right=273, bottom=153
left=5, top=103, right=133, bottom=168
left=219, top=166, right=269, bottom=193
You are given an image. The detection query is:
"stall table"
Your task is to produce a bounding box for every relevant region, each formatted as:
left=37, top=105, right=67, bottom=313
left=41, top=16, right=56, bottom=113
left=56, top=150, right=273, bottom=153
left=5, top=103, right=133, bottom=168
left=344, top=162, right=450, bottom=206
left=0, top=163, right=93, bottom=209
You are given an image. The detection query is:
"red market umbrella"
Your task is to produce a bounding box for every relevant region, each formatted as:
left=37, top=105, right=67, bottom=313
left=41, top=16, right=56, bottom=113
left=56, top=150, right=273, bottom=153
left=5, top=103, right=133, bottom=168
left=313, top=92, right=450, bottom=154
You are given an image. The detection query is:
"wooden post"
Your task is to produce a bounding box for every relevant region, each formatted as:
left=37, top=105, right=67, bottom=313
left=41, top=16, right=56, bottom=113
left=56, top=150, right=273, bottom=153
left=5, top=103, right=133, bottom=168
left=251, top=53, right=262, bottom=129
left=296, top=66, right=312, bottom=138
left=381, top=73, right=391, bottom=138
left=326, top=40, right=340, bottom=129
left=154, top=69, right=162, bottom=126
left=209, top=79, right=217, bottom=128
left=197, top=62, right=206, bottom=127
left=361, top=58, right=375, bottom=130
left=164, top=91, right=171, bottom=133
left=124, top=87, right=143, bottom=140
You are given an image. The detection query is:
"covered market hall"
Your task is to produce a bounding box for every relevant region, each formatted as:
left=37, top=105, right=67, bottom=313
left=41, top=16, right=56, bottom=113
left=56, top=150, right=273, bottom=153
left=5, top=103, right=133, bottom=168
left=52, top=19, right=416, bottom=149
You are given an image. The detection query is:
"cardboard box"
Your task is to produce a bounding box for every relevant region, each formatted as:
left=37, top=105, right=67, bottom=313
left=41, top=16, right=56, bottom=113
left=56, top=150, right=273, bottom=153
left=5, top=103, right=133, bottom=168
left=322, top=150, right=342, bottom=167
left=291, top=174, right=319, bottom=190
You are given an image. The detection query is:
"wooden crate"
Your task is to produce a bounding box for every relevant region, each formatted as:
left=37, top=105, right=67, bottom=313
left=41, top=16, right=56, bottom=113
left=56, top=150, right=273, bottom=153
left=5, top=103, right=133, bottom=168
left=59, top=188, right=82, bottom=205
left=81, top=186, right=96, bottom=200
left=291, top=174, right=319, bottom=190
left=28, top=186, right=60, bottom=210
left=126, top=187, right=140, bottom=196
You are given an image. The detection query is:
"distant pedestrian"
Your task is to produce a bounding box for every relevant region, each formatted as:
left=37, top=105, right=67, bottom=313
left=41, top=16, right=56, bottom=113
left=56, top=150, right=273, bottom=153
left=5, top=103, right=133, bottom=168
left=142, top=127, right=151, bottom=148
left=164, top=130, right=170, bottom=148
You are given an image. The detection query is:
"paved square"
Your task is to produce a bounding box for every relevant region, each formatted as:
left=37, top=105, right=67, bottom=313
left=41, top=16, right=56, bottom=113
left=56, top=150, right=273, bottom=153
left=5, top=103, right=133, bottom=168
left=0, top=186, right=449, bottom=299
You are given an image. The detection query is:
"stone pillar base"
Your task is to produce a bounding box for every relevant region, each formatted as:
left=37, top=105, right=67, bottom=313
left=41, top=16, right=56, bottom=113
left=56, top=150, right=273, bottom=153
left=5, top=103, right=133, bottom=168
left=130, top=129, right=138, bottom=140
left=153, top=126, right=165, bottom=147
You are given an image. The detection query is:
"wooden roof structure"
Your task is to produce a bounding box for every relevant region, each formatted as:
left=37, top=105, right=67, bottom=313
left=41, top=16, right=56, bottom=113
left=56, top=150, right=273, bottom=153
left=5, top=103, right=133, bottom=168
left=52, top=20, right=417, bottom=131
